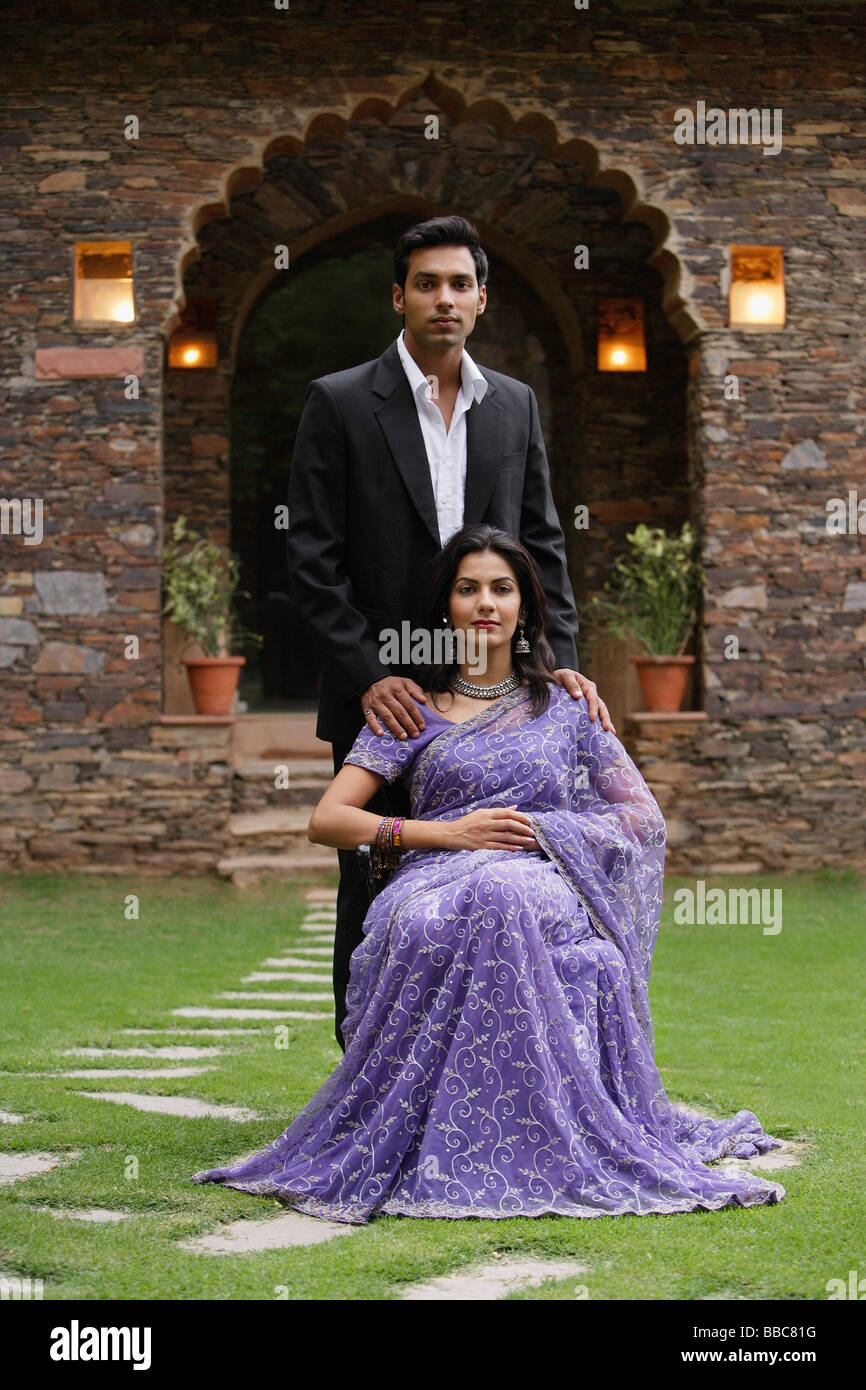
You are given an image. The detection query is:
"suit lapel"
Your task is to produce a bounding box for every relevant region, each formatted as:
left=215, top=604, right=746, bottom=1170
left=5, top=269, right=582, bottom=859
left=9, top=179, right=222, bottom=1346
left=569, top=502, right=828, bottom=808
left=464, top=374, right=504, bottom=522
left=372, top=341, right=504, bottom=548
left=373, top=341, right=441, bottom=549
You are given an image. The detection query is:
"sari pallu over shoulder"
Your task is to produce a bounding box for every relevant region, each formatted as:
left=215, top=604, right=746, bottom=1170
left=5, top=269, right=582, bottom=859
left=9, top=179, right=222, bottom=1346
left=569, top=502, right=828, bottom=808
left=403, top=683, right=666, bottom=1050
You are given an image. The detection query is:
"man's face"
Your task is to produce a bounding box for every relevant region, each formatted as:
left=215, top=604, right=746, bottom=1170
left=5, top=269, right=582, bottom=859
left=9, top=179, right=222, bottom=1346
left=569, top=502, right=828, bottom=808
left=393, top=244, right=486, bottom=351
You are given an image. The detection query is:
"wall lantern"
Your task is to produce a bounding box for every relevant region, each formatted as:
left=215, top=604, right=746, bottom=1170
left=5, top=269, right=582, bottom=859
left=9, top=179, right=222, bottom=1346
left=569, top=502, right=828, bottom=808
left=167, top=299, right=218, bottom=369
left=73, top=241, right=135, bottom=324
left=597, top=298, right=647, bottom=372
left=729, top=245, right=785, bottom=327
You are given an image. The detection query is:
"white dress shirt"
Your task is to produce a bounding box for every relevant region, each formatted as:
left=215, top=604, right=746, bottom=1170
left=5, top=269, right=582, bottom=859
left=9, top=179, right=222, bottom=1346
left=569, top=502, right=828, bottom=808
left=395, top=327, right=488, bottom=546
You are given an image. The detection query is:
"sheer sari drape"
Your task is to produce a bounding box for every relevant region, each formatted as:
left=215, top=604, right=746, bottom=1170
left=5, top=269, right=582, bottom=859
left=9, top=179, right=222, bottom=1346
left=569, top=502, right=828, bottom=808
left=191, top=682, right=786, bottom=1223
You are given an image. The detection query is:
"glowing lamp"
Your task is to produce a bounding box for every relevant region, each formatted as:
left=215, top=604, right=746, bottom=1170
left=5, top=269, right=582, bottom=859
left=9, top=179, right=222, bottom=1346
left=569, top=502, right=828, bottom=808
left=729, top=246, right=785, bottom=327
left=597, top=298, right=646, bottom=372
left=74, top=241, right=135, bottom=324
left=167, top=299, right=218, bottom=369
left=167, top=331, right=219, bottom=369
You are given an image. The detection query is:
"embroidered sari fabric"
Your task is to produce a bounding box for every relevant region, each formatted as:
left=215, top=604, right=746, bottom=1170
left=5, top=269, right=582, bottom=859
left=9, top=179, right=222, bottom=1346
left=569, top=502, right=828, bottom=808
left=192, top=682, right=786, bottom=1223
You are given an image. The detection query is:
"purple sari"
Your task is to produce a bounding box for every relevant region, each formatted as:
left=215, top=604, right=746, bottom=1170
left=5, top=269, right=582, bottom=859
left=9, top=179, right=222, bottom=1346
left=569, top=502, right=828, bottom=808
left=192, top=682, right=786, bottom=1222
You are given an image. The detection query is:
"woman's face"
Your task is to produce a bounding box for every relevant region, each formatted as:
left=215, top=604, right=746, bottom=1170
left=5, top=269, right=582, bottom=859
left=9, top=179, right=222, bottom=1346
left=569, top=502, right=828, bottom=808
left=446, top=549, right=524, bottom=666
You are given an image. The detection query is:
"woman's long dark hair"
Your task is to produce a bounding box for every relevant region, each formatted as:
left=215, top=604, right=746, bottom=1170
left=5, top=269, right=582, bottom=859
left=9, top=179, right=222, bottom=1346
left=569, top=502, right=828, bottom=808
left=418, top=524, right=559, bottom=720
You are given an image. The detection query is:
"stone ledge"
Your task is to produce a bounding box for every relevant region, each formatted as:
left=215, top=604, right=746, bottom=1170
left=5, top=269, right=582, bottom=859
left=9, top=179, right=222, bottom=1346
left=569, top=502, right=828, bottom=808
left=34, top=347, right=146, bottom=379
left=625, top=711, right=708, bottom=723
left=159, top=714, right=235, bottom=725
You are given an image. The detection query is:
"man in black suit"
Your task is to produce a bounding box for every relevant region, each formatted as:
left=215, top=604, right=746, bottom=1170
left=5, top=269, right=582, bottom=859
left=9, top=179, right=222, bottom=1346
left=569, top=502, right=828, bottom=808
left=287, top=215, right=612, bottom=1050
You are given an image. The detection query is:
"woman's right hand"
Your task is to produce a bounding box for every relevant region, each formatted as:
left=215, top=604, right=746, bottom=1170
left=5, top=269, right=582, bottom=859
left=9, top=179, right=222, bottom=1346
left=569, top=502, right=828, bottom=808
left=441, top=806, right=539, bottom=851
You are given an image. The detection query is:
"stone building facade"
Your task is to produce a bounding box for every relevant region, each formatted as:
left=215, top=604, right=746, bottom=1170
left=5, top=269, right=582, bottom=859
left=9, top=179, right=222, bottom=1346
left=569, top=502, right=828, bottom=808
left=1, top=0, right=863, bottom=876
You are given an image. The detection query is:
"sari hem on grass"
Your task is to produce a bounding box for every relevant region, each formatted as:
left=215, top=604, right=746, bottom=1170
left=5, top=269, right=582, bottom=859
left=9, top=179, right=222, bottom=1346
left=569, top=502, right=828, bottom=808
left=191, top=682, right=787, bottom=1223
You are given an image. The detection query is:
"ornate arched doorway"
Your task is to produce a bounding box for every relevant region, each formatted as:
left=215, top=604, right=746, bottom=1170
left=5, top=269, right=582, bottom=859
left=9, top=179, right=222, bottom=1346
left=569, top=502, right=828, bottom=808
left=162, top=76, right=698, bottom=731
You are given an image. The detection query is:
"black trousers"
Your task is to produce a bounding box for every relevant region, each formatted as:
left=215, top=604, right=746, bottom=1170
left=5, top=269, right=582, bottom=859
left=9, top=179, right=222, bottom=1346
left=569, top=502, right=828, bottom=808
left=330, top=730, right=411, bottom=1051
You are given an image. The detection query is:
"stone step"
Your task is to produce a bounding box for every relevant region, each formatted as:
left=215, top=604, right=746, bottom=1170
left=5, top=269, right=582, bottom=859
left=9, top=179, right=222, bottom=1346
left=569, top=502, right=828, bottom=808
left=231, top=759, right=332, bottom=817
left=226, top=807, right=322, bottom=854
left=216, top=847, right=338, bottom=886
left=232, top=713, right=326, bottom=763
left=228, top=809, right=312, bottom=838
left=233, top=757, right=332, bottom=782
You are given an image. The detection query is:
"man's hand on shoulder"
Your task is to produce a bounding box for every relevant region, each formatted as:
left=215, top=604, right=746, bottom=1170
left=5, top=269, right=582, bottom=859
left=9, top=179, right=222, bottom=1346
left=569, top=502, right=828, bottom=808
left=361, top=676, right=428, bottom=741
left=551, top=668, right=615, bottom=733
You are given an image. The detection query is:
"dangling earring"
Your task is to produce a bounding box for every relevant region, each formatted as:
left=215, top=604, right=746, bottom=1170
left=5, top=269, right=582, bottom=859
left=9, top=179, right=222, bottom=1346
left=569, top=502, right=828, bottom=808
left=515, top=613, right=530, bottom=654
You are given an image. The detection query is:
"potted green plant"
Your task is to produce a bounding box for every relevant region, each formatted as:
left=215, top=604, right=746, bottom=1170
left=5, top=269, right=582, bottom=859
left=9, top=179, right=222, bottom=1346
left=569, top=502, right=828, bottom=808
left=161, top=515, right=262, bottom=716
left=590, top=521, right=701, bottom=713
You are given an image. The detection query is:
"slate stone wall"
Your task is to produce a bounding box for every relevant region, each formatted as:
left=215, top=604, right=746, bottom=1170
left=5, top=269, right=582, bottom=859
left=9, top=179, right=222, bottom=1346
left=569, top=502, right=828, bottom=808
left=1, top=0, right=863, bottom=872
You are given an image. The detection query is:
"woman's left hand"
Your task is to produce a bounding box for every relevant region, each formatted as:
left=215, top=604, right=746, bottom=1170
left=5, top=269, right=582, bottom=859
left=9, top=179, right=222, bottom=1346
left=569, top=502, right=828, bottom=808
left=551, top=669, right=615, bottom=733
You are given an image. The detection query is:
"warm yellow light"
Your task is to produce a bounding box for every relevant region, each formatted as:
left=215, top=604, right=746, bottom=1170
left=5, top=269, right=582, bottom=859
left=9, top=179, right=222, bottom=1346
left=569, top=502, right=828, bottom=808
left=74, top=241, right=134, bottom=324
left=167, top=330, right=218, bottom=369
left=729, top=246, right=785, bottom=327
left=597, top=298, right=647, bottom=372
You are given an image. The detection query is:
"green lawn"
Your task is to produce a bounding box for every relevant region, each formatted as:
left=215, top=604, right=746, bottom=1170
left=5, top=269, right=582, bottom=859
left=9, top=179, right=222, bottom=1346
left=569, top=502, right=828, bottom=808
left=0, top=868, right=862, bottom=1301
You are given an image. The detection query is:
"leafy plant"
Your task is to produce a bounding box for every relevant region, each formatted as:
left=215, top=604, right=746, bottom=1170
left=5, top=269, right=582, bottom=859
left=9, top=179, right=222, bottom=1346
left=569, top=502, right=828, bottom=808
left=589, top=522, right=701, bottom=657
left=161, top=515, right=262, bottom=659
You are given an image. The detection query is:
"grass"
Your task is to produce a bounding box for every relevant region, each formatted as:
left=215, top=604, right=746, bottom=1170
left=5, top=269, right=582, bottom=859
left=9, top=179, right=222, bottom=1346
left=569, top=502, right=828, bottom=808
left=0, top=867, right=862, bottom=1301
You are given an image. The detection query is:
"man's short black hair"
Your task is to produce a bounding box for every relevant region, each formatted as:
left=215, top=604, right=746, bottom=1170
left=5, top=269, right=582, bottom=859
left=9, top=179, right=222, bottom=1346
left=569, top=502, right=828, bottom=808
left=394, top=215, right=489, bottom=292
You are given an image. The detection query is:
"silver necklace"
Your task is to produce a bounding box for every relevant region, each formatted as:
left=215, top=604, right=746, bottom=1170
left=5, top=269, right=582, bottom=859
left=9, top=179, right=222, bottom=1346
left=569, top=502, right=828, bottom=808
left=448, top=669, right=521, bottom=699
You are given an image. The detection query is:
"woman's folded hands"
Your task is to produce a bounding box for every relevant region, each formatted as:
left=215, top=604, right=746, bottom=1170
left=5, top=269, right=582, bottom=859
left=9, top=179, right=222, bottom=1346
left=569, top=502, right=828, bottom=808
left=440, top=805, right=540, bottom=851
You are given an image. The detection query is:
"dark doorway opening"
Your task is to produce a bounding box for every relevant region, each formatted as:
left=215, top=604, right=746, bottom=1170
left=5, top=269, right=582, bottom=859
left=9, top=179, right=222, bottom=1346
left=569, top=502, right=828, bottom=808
left=228, top=213, right=561, bottom=713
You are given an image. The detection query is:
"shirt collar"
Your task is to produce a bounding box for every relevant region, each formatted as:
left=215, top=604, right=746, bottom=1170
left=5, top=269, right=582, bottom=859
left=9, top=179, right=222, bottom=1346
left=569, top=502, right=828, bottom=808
left=396, top=327, right=488, bottom=404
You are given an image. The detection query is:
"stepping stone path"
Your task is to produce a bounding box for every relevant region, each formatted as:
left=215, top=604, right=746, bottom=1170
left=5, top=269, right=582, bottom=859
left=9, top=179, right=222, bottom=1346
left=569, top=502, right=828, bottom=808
left=172, top=1007, right=328, bottom=1021
left=0, top=1151, right=81, bottom=1185
left=261, top=956, right=332, bottom=968
left=275, top=945, right=333, bottom=955
left=17, top=1067, right=219, bottom=1080
left=244, top=971, right=327, bottom=982
left=72, top=1092, right=260, bottom=1121
left=219, top=991, right=333, bottom=1002
left=400, top=1256, right=591, bottom=1300
left=250, top=958, right=332, bottom=971
left=180, top=1211, right=358, bottom=1254
left=60, top=1047, right=224, bottom=1060
left=34, top=1206, right=132, bottom=1223
left=122, top=1028, right=268, bottom=1036
left=62, top=890, right=337, bottom=1126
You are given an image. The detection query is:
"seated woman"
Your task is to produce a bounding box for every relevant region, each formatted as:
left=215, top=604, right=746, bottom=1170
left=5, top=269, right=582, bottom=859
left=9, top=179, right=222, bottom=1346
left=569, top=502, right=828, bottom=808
left=192, top=524, right=786, bottom=1224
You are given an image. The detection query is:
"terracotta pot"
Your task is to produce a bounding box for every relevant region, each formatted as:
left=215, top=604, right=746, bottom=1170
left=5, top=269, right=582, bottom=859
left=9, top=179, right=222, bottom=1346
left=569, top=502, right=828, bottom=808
left=183, top=656, right=246, bottom=716
left=630, top=654, right=695, bottom=713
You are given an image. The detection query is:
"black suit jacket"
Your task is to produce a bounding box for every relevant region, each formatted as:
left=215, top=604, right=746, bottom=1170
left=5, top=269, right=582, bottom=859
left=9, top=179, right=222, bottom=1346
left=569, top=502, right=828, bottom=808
left=287, top=338, right=580, bottom=745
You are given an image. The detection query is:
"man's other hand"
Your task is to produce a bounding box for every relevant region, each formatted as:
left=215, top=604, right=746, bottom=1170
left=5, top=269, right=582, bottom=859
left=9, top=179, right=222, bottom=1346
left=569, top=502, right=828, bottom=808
left=360, top=676, right=428, bottom=740
left=551, top=668, right=615, bottom=733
